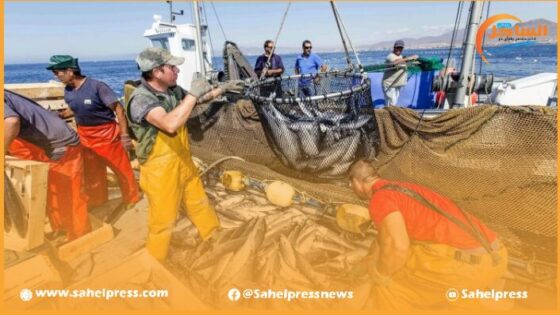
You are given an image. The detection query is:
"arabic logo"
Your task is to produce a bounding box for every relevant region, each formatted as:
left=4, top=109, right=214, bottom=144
left=476, top=14, right=548, bottom=63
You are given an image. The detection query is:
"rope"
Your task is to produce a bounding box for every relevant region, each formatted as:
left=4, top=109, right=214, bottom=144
left=201, top=1, right=215, bottom=67
left=444, top=1, right=464, bottom=72
left=330, top=1, right=352, bottom=69
left=200, top=1, right=216, bottom=70
left=330, top=1, right=362, bottom=71
left=200, top=156, right=247, bottom=176
left=210, top=1, right=228, bottom=41
left=439, top=1, right=464, bottom=109
left=260, top=1, right=292, bottom=80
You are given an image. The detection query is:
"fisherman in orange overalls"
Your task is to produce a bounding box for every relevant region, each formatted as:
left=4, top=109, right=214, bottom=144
left=47, top=55, right=140, bottom=208
left=4, top=90, right=90, bottom=240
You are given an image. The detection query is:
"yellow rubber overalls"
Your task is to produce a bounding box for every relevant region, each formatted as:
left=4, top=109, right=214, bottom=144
left=139, top=125, right=220, bottom=261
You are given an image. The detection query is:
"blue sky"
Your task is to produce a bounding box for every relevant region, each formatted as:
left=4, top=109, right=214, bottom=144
left=4, top=1, right=557, bottom=64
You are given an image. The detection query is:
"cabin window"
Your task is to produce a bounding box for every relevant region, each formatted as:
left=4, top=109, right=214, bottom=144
left=151, top=38, right=169, bottom=50
left=182, top=39, right=196, bottom=51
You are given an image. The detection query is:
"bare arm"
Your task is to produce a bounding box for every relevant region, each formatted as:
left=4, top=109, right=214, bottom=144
left=391, top=55, right=418, bottom=66
left=266, top=68, right=284, bottom=76
left=58, top=108, right=74, bottom=119
left=111, top=102, right=129, bottom=136
left=4, top=117, right=21, bottom=154
left=375, top=211, right=410, bottom=276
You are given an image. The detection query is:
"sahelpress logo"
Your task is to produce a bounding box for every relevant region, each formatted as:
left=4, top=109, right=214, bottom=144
left=227, top=288, right=241, bottom=302
left=20, top=289, right=33, bottom=302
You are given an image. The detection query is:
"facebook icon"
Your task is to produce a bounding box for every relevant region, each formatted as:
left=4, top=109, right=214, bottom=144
left=228, top=288, right=241, bottom=302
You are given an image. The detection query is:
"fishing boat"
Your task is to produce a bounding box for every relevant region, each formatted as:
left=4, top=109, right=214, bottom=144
left=128, top=0, right=557, bottom=306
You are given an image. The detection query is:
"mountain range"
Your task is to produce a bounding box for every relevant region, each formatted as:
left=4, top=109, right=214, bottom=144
left=235, top=18, right=556, bottom=55
left=358, top=18, right=556, bottom=51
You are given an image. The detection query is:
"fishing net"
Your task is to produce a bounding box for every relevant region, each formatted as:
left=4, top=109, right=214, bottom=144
left=245, top=71, right=375, bottom=180
left=223, top=41, right=258, bottom=81
left=185, top=102, right=556, bottom=264
left=372, top=105, right=557, bottom=263
left=363, top=57, right=444, bottom=74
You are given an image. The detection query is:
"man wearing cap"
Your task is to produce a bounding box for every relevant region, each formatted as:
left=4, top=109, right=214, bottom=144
left=348, top=159, right=507, bottom=309
left=4, top=89, right=90, bottom=240
left=382, top=40, right=418, bottom=106
left=47, top=55, right=140, bottom=209
left=126, top=47, right=244, bottom=261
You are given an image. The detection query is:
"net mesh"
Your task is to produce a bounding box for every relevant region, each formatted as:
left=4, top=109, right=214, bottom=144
left=246, top=71, right=376, bottom=180
left=186, top=100, right=556, bottom=263
left=372, top=106, right=557, bottom=262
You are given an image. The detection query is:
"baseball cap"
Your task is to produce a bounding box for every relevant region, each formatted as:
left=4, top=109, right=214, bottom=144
left=394, top=40, right=405, bottom=48
left=136, top=47, right=185, bottom=72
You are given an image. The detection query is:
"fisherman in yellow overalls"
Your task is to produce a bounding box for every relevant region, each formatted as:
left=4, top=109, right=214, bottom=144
left=126, top=47, right=244, bottom=261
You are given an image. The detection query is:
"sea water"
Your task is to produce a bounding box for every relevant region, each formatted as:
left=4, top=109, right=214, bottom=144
left=5, top=44, right=557, bottom=96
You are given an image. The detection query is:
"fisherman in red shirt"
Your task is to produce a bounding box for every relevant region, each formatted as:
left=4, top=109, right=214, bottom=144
left=47, top=55, right=140, bottom=209
left=348, top=159, right=508, bottom=309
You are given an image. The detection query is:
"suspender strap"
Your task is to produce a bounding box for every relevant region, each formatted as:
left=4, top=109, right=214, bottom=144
left=374, top=184, right=495, bottom=255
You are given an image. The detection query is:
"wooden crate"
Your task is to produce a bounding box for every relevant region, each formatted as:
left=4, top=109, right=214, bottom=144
left=4, top=82, right=65, bottom=102
left=57, top=215, right=114, bottom=262
left=3, top=254, right=63, bottom=310
left=58, top=249, right=210, bottom=310
left=4, top=157, right=49, bottom=252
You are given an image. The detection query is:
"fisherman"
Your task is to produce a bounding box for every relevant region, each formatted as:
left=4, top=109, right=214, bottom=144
left=126, top=47, right=245, bottom=261
left=294, top=40, right=327, bottom=97
left=382, top=40, right=418, bottom=106
left=47, top=55, right=140, bottom=209
left=255, top=40, right=285, bottom=97
left=348, top=159, right=507, bottom=309
left=4, top=90, right=90, bottom=240
left=254, top=40, right=285, bottom=78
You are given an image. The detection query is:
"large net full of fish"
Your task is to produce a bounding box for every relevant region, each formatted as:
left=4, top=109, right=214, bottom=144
left=246, top=71, right=376, bottom=180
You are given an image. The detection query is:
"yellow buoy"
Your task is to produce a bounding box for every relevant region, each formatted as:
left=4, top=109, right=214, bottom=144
left=221, top=170, right=246, bottom=191
left=336, top=204, right=371, bottom=233
left=265, top=181, right=295, bottom=207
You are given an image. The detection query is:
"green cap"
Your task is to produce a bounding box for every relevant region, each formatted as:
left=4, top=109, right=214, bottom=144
left=46, top=55, right=80, bottom=70
left=136, top=47, right=184, bottom=72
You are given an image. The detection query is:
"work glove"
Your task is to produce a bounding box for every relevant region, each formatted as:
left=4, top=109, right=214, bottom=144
left=219, top=80, right=246, bottom=94
left=188, top=77, right=213, bottom=99
left=120, top=134, right=132, bottom=152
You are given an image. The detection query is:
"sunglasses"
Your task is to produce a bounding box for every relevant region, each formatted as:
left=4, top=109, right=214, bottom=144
left=304, top=46, right=312, bottom=49
left=265, top=46, right=274, bottom=49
